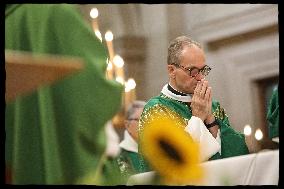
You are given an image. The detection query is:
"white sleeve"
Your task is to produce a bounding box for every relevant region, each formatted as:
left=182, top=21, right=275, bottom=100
left=184, top=116, right=221, bottom=162
left=216, top=129, right=222, bottom=155
left=104, top=121, right=121, bottom=158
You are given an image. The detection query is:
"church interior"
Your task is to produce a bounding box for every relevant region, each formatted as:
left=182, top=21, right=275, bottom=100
left=78, top=4, right=279, bottom=153
left=5, top=4, right=278, bottom=185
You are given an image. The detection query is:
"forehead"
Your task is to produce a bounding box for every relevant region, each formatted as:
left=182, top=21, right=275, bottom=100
left=131, top=107, right=144, bottom=118
left=180, top=45, right=205, bottom=68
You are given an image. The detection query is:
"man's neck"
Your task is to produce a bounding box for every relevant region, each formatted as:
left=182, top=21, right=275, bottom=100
left=168, top=83, right=188, bottom=96
left=161, top=83, right=192, bottom=103
left=168, top=81, right=191, bottom=96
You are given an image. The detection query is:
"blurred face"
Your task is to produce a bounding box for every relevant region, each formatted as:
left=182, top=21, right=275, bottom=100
left=168, top=45, right=206, bottom=94
left=125, top=107, right=144, bottom=142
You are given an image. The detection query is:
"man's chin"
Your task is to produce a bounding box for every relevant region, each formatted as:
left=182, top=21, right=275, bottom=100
left=184, top=89, right=194, bottom=95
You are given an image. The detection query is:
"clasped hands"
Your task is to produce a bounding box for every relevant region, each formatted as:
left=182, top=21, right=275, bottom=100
left=190, top=79, right=215, bottom=124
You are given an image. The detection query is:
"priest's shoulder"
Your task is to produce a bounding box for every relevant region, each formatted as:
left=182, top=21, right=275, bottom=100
left=144, top=95, right=162, bottom=109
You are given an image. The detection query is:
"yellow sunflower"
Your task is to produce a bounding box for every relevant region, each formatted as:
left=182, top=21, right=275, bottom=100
left=140, top=108, right=203, bottom=185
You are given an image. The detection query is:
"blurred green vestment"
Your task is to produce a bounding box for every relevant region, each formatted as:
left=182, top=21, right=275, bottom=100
left=267, top=86, right=279, bottom=140
left=5, top=4, right=123, bottom=184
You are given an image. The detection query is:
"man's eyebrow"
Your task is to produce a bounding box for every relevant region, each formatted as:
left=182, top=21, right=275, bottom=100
left=185, top=65, right=206, bottom=69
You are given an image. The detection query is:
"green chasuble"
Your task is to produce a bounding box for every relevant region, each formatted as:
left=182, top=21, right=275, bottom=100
left=5, top=4, right=123, bottom=184
left=267, top=86, right=279, bottom=139
left=117, top=149, right=141, bottom=176
left=138, top=93, right=249, bottom=172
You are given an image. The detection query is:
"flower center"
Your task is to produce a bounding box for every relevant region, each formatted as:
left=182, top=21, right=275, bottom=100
left=158, top=139, right=184, bottom=164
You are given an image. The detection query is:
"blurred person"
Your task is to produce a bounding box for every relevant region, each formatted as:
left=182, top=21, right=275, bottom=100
left=116, top=101, right=146, bottom=176
left=5, top=4, right=123, bottom=184
left=138, top=36, right=249, bottom=172
left=100, top=101, right=146, bottom=185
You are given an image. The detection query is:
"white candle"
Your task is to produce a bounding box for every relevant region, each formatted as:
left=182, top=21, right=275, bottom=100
left=115, top=76, right=124, bottom=85
left=125, top=78, right=136, bottom=111
left=90, top=8, right=102, bottom=42
left=106, top=59, right=113, bottom=80
left=113, top=55, right=124, bottom=80
left=127, top=78, right=136, bottom=102
left=90, top=8, right=99, bottom=31
left=124, top=90, right=131, bottom=113
left=105, top=31, right=114, bottom=61
left=94, top=30, right=102, bottom=42
left=131, top=88, right=136, bottom=101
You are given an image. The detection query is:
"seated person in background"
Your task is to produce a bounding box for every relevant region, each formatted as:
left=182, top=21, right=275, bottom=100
left=138, top=36, right=249, bottom=172
left=117, top=101, right=147, bottom=177
left=267, top=85, right=279, bottom=143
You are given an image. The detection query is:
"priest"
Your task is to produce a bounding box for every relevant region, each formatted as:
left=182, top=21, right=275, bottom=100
left=138, top=36, right=249, bottom=172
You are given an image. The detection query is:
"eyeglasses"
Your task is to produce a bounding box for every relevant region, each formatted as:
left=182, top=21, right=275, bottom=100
left=172, top=63, right=211, bottom=77
left=128, top=118, right=139, bottom=122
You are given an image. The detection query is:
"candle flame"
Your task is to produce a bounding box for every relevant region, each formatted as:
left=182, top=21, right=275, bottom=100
left=255, top=129, right=263, bottom=141
left=125, top=86, right=131, bottom=92
left=113, top=55, right=124, bottom=68
left=126, top=78, right=136, bottom=90
left=105, top=31, right=113, bottom=41
left=90, top=8, right=99, bottom=19
left=244, top=124, right=252, bottom=136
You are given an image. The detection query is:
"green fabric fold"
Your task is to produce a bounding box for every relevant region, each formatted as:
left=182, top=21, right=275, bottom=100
left=267, top=86, right=279, bottom=139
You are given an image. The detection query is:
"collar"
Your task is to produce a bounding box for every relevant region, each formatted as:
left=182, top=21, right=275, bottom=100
left=167, top=83, right=188, bottom=96
left=119, top=131, right=138, bottom=153
left=161, top=83, right=192, bottom=102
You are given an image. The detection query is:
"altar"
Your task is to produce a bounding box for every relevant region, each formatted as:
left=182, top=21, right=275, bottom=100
left=127, top=149, right=279, bottom=185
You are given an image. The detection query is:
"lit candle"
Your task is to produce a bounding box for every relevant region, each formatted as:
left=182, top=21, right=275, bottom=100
left=127, top=78, right=136, bottom=102
left=244, top=124, right=252, bottom=136
left=113, top=55, right=125, bottom=80
left=132, top=88, right=136, bottom=101
left=105, top=31, right=114, bottom=62
left=255, top=129, right=263, bottom=141
left=106, top=59, right=113, bottom=80
left=115, top=76, right=124, bottom=85
left=95, top=30, right=102, bottom=42
left=124, top=83, right=131, bottom=113
left=124, top=78, right=136, bottom=112
left=90, top=8, right=102, bottom=42
left=90, top=8, right=99, bottom=31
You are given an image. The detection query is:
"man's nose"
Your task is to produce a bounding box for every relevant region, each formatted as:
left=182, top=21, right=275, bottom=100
left=195, top=73, right=204, bottom=81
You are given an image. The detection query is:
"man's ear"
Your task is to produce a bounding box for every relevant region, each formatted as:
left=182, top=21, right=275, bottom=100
left=168, top=64, right=176, bottom=78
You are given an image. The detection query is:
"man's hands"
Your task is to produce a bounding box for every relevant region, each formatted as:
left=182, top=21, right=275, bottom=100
left=190, top=79, right=213, bottom=122
left=190, top=79, right=219, bottom=138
